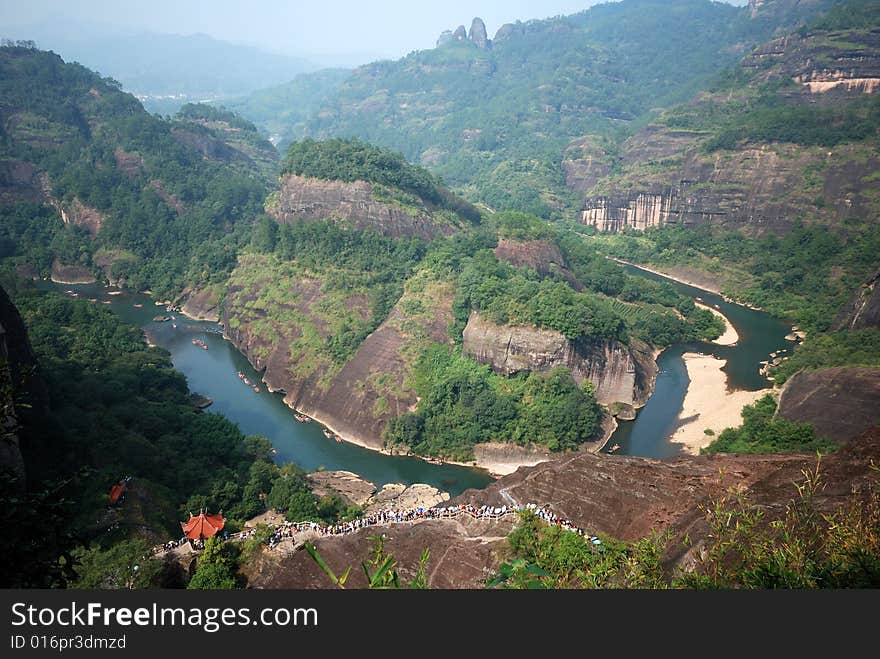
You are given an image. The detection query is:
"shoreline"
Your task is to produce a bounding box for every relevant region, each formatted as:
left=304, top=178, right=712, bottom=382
left=610, top=257, right=767, bottom=312
left=669, top=352, right=769, bottom=455
left=609, top=257, right=724, bottom=296
left=695, top=301, right=738, bottom=346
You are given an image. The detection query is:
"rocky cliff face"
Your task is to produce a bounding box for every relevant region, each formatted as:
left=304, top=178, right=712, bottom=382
left=581, top=134, right=880, bottom=235
left=461, top=311, right=657, bottom=407
left=49, top=259, right=95, bottom=284
left=223, top=264, right=455, bottom=451
left=468, top=18, right=489, bottom=49
left=0, top=285, right=43, bottom=483
left=57, top=197, right=106, bottom=237
left=776, top=367, right=880, bottom=443
left=492, top=238, right=582, bottom=290
left=247, top=425, right=880, bottom=588
left=578, top=22, right=880, bottom=235
left=271, top=174, right=456, bottom=241
left=834, top=270, right=880, bottom=331
left=179, top=288, right=220, bottom=322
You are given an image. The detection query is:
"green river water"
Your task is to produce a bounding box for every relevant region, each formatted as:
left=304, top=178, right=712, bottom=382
left=45, top=264, right=793, bottom=491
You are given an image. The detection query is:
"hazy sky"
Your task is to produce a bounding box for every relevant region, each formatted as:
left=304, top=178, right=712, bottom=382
left=0, top=0, right=748, bottom=60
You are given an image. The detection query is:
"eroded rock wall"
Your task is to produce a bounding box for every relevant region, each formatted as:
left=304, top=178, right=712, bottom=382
left=461, top=311, right=657, bottom=407
left=776, top=367, right=880, bottom=443
left=272, top=174, right=454, bottom=241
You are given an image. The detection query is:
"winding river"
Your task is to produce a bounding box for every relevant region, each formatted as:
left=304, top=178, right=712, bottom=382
left=606, top=264, right=796, bottom=458
left=45, top=265, right=793, bottom=490
left=41, top=282, right=493, bottom=496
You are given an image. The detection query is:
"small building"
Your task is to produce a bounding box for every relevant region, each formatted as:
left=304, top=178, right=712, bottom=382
left=181, top=511, right=225, bottom=544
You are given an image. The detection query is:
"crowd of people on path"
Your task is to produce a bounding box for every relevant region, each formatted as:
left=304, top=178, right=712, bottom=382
left=153, top=501, right=602, bottom=555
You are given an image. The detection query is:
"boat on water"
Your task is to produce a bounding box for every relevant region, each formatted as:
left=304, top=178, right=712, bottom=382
left=201, top=344, right=208, bottom=350
left=102, top=300, right=111, bottom=305
left=133, top=303, right=143, bottom=308
left=270, top=448, right=278, bottom=455
left=172, top=323, right=177, bottom=328
left=322, top=428, right=334, bottom=439
left=107, top=291, right=122, bottom=296
left=237, top=372, right=244, bottom=379
left=243, top=377, right=251, bottom=385
left=608, top=444, right=621, bottom=453
left=334, top=436, right=342, bottom=443
left=427, top=458, right=443, bottom=465
left=253, top=386, right=260, bottom=392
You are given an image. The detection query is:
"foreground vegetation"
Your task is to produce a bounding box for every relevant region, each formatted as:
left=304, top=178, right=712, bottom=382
left=489, top=462, right=879, bottom=588
left=702, top=394, right=837, bottom=455
left=0, top=280, right=357, bottom=588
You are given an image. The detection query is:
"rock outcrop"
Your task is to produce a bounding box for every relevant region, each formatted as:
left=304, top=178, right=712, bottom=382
left=171, top=127, right=244, bottom=163
left=49, top=259, right=95, bottom=284
left=246, top=426, right=880, bottom=588
left=492, top=238, right=583, bottom=290
left=270, top=174, right=456, bottom=241
left=492, top=237, right=559, bottom=273
left=493, top=22, right=524, bottom=43
left=58, top=198, right=106, bottom=237
left=776, top=367, right=880, bottom=443
left=462, top=311, right=657, bottom=407
left=308, top=470, right=450, bottom=511
left=223, top=262, right=456, bottom=451
left=834, top=270, right=880, bottom=331
left=468, top=18, right=489, bottom=49
left=179, top=288, right=220, bottom=323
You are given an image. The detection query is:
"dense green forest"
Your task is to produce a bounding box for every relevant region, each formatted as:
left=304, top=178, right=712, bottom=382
left=226, top=0, right=838, bottom=218
left=594, top=222, right=880, bottom=334
left=385, top=348, right=602, bottom=459
left=0, top=46, right=274, bottom=299
left=702, top=394, right=837, bottom=454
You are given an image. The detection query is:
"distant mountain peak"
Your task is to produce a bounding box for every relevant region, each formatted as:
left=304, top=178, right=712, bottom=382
left=469, top=18, right=489, bottom=49
left=437, top=18, right=490, bottom=49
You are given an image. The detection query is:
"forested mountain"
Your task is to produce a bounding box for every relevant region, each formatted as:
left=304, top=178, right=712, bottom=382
left=2, top=2, right=878, bottom=592
left=1, top=22, right=319, bottom=115
left=222, top=69, right=352, bottom=145
left=579, top=0, right=880, bottom=235
left=232, top=0, right=840, bottom=217
left=587, top=1, right=880, bottom=330
left=0, top=45, right=277, bottom=300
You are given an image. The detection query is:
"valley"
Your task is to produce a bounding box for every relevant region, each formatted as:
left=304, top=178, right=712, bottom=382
left=0, top=0, right=878, bottom=591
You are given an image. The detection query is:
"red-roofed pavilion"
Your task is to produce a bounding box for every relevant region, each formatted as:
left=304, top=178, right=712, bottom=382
left=108, top=483, right=126, bottom=505
left=181, top=511, right=225, bottom=540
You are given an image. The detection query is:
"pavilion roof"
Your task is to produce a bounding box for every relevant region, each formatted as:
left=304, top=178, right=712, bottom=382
left=181, top=511, right=225, bottom=540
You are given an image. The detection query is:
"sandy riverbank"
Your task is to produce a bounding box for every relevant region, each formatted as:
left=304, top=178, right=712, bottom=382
left=695, top=302, right=738, bottom=345
left=609, top=258, right=724, bottom=295
left=669, top=352, right=768, bottom=455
